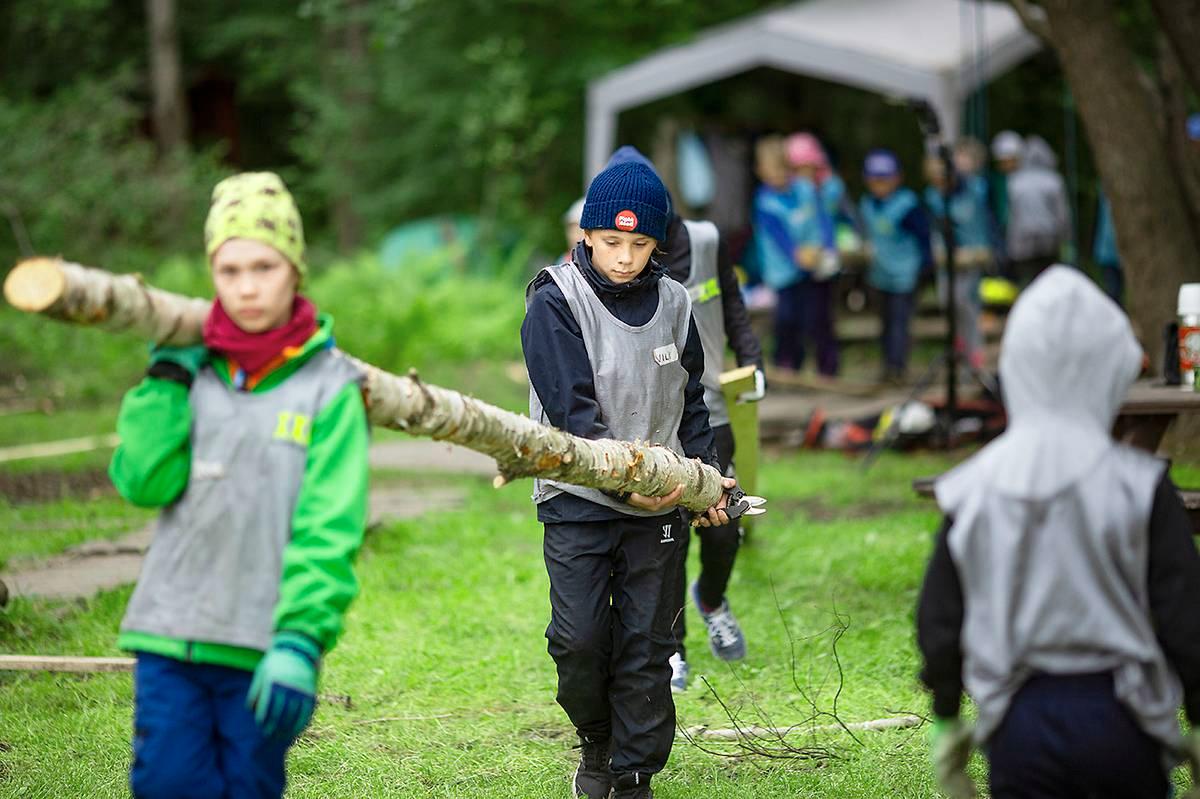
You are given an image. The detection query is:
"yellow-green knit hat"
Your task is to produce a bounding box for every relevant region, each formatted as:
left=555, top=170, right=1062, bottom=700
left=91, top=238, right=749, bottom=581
left=204, top=172, right=307, bottom=280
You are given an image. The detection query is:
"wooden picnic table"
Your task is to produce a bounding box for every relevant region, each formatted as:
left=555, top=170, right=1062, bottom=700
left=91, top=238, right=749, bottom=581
left=1113, top=382, right=1200, bottom=451
left=914, top=381, right=1200, bottom=533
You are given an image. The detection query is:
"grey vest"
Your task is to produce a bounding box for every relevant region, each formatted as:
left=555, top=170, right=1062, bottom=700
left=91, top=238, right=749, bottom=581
left=120, top=349, right=364, bottom=652
left=527, top=262, right=692, bottom=516
left=680, top=220, right=729, bottom=427
left=948, top=447, right=1183, bottom=759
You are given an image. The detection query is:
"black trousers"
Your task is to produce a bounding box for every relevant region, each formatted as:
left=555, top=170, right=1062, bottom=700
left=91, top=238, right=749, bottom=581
left=671, top=424, right=741, bottom=660
left=987, top=672, right=1169, bottom=799
left=543, top=510, right=684, bottom=776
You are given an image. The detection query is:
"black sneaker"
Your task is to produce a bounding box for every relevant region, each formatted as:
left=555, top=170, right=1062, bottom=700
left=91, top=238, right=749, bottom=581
left=572, top=736, right=612, bottom=799
left=612, top=772, right=652, bottom=799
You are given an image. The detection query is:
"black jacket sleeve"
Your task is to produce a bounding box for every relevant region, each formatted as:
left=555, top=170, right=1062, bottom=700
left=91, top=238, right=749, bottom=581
left=521, top=276, right=610, bottom=440
left=1145, top=474, right=1200, bottom=724
left=716, top=236, right=763, bottom=369
left=677, top=316, right=718, bottom=467
left=916, top=516, right=964, bottom=719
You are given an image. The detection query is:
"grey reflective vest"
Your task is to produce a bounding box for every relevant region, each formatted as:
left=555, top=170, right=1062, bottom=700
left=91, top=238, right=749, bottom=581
left=527, top=262, right=693, bottom=516
left=120, top=349, right=364, bottom=652
left=680, top=220, right=729, bottom=427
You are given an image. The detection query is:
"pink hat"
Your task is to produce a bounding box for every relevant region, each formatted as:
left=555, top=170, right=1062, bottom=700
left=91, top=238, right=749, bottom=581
left=785, top=133, right=831, bottom=182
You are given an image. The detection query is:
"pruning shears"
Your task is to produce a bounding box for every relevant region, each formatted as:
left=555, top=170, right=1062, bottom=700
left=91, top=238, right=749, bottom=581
left=724, top=485, right=767, bottom=519
left=698, top=484, right=765, bottom=523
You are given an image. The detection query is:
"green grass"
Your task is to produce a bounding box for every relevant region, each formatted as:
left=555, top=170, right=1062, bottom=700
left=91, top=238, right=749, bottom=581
left=2, top=451, right=1197, bottom=797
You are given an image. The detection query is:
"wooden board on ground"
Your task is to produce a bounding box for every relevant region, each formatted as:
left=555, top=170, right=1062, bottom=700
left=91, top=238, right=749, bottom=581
left=764, top=366, right=882, bottom=398
left=721, top=366, right=759, bottom=533
left=0, top=433, right=120, bottom=464
left=0, top=655, right=135, bottom=672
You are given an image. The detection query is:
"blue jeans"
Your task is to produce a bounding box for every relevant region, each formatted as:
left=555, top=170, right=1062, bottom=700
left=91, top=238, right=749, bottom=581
left=987, top=672, right=1170, bottom=799
left=131, top=653, right=290, bottom=799
left=878, top=290, right=914, bottom=373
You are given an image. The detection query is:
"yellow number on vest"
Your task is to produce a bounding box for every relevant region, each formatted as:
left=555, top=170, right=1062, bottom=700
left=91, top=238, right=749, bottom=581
left=273, top=411, right=312, bottom=446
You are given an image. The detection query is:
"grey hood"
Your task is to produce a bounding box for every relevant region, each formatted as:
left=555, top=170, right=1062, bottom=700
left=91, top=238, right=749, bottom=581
left=1020, top=135, right=1058, bottom=171
left=940, top=265, right=1141, bottom=504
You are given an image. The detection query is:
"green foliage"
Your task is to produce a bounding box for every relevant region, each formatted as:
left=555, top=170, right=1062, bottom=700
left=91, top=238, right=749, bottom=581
left=0, top=71, right=227, bottom=270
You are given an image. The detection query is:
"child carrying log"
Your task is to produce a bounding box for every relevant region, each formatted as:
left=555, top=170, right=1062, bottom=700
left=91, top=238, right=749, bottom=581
left=916, top=266, right=1200, bottom=798
left=522, top=157, right=734, bottom=799
left=109, top=173, right=369, bottom=799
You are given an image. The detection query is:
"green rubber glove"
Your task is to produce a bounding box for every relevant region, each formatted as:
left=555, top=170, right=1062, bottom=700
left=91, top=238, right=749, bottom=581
left=246, top=631, right=321, bottom=742
left=148, top=344, right=210, bottom=379
left=1183, top=730, right=1200, bottom=799
left=930, top=716, right=977, bottom=799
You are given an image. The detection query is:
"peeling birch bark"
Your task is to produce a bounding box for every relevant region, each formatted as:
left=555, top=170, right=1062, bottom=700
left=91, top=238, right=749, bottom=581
left=4, top=258, right=730, bottom=511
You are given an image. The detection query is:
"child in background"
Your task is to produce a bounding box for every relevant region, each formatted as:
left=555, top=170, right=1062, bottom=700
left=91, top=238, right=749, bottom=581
left=784, top=132, right=842, bottom=377
left=917, top=266, right=1200, bottom=799
left=923, top=148, right=1003, bottom=370
left=562, top=196, right=585, bottom=263
left=859, top=149, right=932, bottom=384
left=751, top=135, right=806, bottom=371
left=110, top=172, right=370, bottom=799
left=522, top=157, right=734, bottom=799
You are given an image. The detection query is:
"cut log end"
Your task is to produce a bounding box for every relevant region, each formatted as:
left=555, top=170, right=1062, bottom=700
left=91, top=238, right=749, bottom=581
left=492, top=474, right=508, bottom=489
left=4, top=257, right=67, bottom=313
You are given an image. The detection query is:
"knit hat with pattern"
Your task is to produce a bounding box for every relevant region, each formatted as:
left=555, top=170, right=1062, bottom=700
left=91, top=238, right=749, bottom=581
left=204, top=172, right=307, bottom=281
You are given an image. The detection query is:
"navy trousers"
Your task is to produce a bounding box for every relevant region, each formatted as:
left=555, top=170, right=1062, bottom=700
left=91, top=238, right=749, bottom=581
left=774, top=281, right=840, bottom=375
left=671, top=423, right=740, bottom=660
left=131, top=653, right=290, bottom=799
left=878, top=289, right=915, bottom=374
left=987, top=672, right=1170, bottom=799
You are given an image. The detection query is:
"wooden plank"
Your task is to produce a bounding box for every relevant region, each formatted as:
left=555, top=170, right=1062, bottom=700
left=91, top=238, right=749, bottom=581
left=720, top=367, right=760, bottom=535
left=1120, top=383, right=1200, bottom=415
left=0, top=434, right=120, bottom=464
left=0, top=655, right=134, bottom=672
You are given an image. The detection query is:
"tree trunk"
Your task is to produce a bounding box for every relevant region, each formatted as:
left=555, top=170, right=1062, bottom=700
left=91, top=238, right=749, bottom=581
left=145, top=0, right=189, bottom=154
left=3, top=258, right=729, bottom=512
left=1028, top=0, right=1200, bottom=370
left=321, top=0, right=370, bottom=252
left=1150, top=0, right=1200, bottom=99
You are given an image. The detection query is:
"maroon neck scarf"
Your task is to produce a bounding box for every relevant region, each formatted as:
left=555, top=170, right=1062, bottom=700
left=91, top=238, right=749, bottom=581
left=203, top=295, right=318, bottom=379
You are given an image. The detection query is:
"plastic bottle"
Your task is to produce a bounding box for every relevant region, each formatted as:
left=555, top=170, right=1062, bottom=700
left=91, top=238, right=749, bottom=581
left=1178, top=284, right=1200, bottom=390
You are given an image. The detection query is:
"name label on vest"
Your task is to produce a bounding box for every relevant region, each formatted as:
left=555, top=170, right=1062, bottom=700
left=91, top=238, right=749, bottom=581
left=653, top=343, right=679, bottom=366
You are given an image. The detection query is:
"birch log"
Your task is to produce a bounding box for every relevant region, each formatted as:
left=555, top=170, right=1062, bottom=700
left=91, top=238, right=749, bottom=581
left=4, top=258, right=729, bottom=511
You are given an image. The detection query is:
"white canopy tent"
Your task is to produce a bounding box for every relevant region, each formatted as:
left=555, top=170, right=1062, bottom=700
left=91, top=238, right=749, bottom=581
left=585, top=0, right=1042, bottom=179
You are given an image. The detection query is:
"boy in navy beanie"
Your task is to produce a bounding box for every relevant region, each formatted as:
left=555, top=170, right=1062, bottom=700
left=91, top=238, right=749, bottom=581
left=523, top=156, right=734, bottom=799
left=602, top=146, right=765, bottom=690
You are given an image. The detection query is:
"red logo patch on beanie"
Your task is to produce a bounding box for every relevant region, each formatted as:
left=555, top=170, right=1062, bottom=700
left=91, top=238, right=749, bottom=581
left=614, top=210, right=638, bottom=231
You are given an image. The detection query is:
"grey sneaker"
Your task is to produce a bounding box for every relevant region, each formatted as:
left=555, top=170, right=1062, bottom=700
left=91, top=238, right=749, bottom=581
left=691, top=581, right=747, bottom=661
left=669, top=652, right=689, bottom=693
left=613, top=772, right=652, bottom=799
left=571, top=736, right=612, bottom=799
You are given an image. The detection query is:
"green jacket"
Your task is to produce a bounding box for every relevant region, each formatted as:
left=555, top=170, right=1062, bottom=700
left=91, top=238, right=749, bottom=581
left=110, top=314, right=369, bottom=671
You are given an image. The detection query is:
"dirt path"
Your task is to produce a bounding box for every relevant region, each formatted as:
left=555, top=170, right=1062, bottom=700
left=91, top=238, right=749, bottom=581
left=2, top=439, right=496, bottom=602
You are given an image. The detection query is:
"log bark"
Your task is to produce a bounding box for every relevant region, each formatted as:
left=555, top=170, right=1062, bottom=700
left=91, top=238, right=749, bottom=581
left=681, top=714, right=922, bottom=741
left=1018, top=0, right=1200, bottom=371
left=3, top=258, right=730, bottom=512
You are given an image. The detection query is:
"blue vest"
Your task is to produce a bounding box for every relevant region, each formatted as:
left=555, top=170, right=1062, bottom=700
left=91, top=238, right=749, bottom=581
left=754, top=185, right=803, bottom=289
left=1093, top=192, right=1120, bottom=268
left=860, top=188, right=923, bottom=293
left=790, top=175, right=843, bottom=249
left=924, top=176, right=992, bottom=250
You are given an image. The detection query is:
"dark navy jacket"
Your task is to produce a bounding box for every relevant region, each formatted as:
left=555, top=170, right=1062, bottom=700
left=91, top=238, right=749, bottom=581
left=522, top=242, right=716, bottom=523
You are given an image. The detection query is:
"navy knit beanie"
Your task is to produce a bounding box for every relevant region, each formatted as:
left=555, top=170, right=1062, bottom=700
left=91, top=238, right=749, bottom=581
left=580, top=156, right=670, bottom=242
